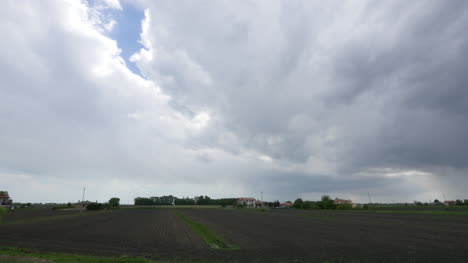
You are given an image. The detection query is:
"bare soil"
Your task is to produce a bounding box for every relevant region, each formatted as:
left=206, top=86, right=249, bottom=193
left=0, top=208, right=467, bottom=262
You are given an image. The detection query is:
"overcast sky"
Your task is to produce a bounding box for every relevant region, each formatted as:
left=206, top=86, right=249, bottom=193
left=1, top=0, right=467, bottom=204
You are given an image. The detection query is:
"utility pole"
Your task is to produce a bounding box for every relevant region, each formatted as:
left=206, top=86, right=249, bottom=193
left=80, top=187, right=86, bottom=213
left=82, top=187, right=86, bottom=202
left=261, top=192, right=263, bottom=207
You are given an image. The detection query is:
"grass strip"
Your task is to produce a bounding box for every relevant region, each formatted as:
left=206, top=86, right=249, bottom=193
left=0, top=247, right=157, bottom=263
left=174, top=211, right=237, bottom=250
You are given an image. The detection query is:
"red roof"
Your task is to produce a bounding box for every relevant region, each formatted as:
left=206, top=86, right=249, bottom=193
left=335, top=198, right=352, bottom=203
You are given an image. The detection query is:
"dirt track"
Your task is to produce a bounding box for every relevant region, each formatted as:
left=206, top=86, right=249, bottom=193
left=1, top=208, right=467, bottom=262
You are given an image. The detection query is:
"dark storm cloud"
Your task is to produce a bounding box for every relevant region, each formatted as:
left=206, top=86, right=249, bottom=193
left=2, top=0, right=468, bottom=203
left=136, top=0, right=468, bottom=175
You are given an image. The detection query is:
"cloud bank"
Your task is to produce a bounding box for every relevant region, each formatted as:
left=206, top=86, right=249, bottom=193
left=1, top=0, right=468, bottom=203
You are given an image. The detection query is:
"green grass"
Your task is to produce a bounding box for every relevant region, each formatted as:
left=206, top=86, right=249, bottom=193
left=173, top=211, right=238, bottom=250
left=0, top=247, right=158, bottom=263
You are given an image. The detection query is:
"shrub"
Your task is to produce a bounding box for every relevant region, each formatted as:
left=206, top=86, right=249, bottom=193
left=363, top=204, right=369, bottom=210
left=336, top=203, right=353, bottom=210
left=86, top=203, right=103, bottom=210
left=302, top=201, right=318, bottom=209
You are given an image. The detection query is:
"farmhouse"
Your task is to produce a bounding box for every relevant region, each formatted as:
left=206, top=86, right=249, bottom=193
left=444, top=200, right=456, bottom=206
left=335, top=198, right=352, bottom=205
left=0, top=191, right=12, bottom=208
left=74, top=200, right=96, bottom=209
left=237, top=197, right=257, bottom=208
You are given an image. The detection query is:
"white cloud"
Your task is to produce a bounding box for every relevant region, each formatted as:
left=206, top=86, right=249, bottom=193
left=1, top=0, right=468, bottom=203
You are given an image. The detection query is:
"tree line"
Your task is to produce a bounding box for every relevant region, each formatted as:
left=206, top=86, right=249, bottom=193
left=134, top=195, right=238, bottom=206
left=293, top=196, right=354, bottom=210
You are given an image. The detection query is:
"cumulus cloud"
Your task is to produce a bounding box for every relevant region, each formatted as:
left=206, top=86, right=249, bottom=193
left=1, top=0, right=468, bottom=203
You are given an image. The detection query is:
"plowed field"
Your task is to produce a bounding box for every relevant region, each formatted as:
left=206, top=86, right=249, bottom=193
left=1, top=208, right=467, bottom=262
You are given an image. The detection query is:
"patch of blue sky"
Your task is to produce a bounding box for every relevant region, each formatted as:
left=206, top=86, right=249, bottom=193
left=97, top=1, right=145, bottom=76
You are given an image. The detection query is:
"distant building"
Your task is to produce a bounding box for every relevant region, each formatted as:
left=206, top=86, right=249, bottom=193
left=280, top=202, right=293, bottom=208
left=335, top=198, right=352, bottom=205
left=74, top=200, right=96, bottom=209
left=0, top=191, right=12, bottom=208
left=237, top=197, right=257, bottom=208
left=444, top=200, right=456, bottom=206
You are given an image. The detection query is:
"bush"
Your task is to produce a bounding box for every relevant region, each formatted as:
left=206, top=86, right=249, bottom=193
left=302, top=201, right=318, bottom=209
left=86, top=203, right=103, bottom=210
left=363, top=204, right=369, bottom=210
left=336, top=203, right=353, bottom=210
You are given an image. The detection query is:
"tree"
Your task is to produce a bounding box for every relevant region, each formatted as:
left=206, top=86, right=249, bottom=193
left=455, top=199, right=463, bottom=206
left=317, top=195, right=336, bottom=209
left=108, top=198, right=120, bottom=209
left=293, top=198, right=303, bottom=209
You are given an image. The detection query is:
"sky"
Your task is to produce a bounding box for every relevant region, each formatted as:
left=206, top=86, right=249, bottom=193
left=1, top=0, right=468, bottom=204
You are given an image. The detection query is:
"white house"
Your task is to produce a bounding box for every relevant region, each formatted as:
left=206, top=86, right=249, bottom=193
left=237, top=197, right=257, bottom=208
